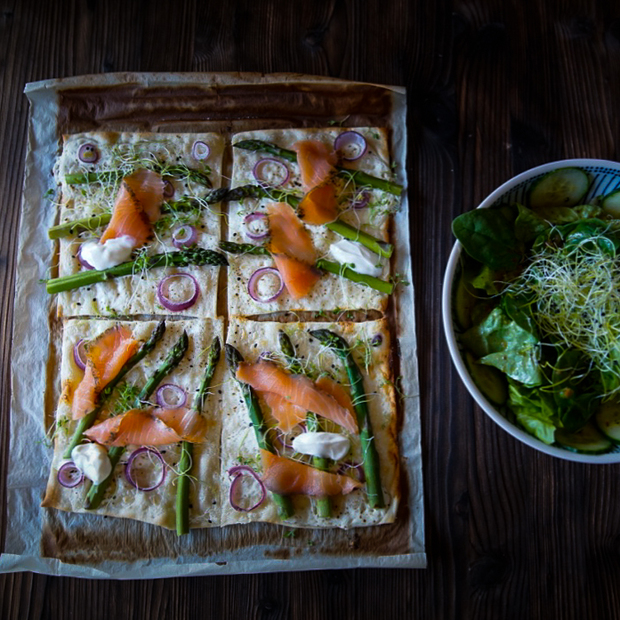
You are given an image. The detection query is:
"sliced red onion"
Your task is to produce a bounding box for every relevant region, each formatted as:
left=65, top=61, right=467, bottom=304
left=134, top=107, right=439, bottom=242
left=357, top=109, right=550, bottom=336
left=73, top=339, right=88, bottom=370
left=228, top=465, right=266, bottom=512
left=252, top=158, right=290, bottom=187
left=156, top=383, right=187, bottom=409
left=57, top=461, right=84, bottom=488
left=247, top=267, right=284, bottom=303
left=77, top=243, right=95, bottom=270
left=243, top=212, right=270, bottom=241
left=192, top=140, right=211, bottom=160
left=338, top=461, right=366, bottom=483
left=78, top=143, right=100, bottom=164
left=157, top=273, right=199, bottom=311
left=351, top=189, right=370, bottom=209
left=371, top=334, right=383, bottom=347
left=172, top=225, right=198, bottom=248
left=163, top=178, right=175, bottom=198
left=334, top=131, right=367, bottom=161
left=274, top=423, right=307, bottom=453
left=125, top=447, right=166, bottom=491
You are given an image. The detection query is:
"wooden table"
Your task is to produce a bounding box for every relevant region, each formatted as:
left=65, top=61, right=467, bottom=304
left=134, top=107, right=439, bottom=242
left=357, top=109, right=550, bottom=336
left=2, top=0, right=620, bottom=617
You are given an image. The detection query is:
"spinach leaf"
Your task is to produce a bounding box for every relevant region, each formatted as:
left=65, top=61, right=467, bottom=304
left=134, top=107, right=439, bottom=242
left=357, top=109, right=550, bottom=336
left=452, top=204, right=523, bottom=271
left=514, top=204, right=550, bottom=245
left=461, top=306, right=542, bottom=385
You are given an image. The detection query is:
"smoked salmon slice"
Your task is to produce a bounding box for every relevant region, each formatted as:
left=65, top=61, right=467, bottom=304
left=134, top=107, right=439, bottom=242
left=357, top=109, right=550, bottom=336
left=314, top=375, right=357, bottom=419
left=293, top=140, right=337, bottom=192
left=260, top=449, right=362, bottom=496
left=100, top=169, right=165, bottom=247
left=271, top=253, right=321, bottom=300
left=236, top=360, right=359, bottom=434
left=298, top=184, right=339, bottom=225
left=260, top=391, right=307, bottom=432
left=72, top=326, right=139, bottom=420
left=267, top=202, right=316, bottom=264
left=84, top=407, right=209, bottom=446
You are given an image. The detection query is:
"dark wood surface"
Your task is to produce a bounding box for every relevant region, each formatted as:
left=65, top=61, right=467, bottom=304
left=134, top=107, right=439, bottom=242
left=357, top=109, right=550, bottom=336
left=2, top=0, right=620, bottom=617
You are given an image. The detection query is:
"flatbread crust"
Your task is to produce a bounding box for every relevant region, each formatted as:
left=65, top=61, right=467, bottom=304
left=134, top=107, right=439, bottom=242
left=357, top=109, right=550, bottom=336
left=54, top=132, right=225, bottom=318
left=227, top=127, right=399, bottom=316
left=42, top=318, right=225, bottom=530
left=221, top=317, right=400, bottom=529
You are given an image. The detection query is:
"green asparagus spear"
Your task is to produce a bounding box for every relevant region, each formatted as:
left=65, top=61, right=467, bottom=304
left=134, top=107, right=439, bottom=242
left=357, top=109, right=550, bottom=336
left=176, top=337, right=221, bottom=536
left=278, top=331, right=331, bottom=518
left=225, top=184, right=393, bottom=257
left=225, top=344, right=294, bottom=519
left=46, top=247, right=228, bottom=294
left=233, top=140, right=403, bottom=196
left=65, top=164, right=212, bottom=188
left=48, top=190, right=228, bottom=240
left=86, top=331, right=189, bottom=510
left=63, top=320, right=167, bottom=459
left=218, top=242, right=392, bottom=295
left=308, top=329, right=385, bottom=509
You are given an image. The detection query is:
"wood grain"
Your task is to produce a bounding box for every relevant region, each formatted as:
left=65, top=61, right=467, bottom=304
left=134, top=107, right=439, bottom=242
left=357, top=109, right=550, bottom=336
left=3, top=0, right=620, bottom=618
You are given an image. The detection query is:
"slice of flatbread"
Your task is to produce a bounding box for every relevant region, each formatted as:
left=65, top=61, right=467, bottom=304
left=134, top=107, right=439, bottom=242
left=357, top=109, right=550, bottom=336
left=227, top=127, right=399, bottom=316
left=220, top=317, right=399, bottom=529
left=42, top=317, right=225, bottom=530
left=53, top=132, right=225, bottom=318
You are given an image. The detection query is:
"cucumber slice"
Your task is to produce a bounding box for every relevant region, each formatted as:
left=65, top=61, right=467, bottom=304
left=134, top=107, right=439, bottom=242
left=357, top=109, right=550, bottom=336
left=594, top=400, right=620, bottom=443
left=464, top=351, right=508, bottom=406
left=528, top=167, right=589, bottom=209
left=555, top=421, right=613, bottom=455
left=601, top=188, right=620, bottom=218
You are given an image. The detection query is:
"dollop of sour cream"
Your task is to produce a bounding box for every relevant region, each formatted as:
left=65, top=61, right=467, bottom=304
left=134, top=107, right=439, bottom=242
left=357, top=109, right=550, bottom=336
left=292, top=432, right=350, bottom=460
left=71, top=443, right=112, bottom=484
left=80, top=235, right=135, bottom=270
left=329, top=239, right=384, bottom=277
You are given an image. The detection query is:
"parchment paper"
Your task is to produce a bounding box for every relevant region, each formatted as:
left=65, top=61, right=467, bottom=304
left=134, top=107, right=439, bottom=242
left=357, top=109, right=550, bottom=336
left=2, top=72, right=425, bottom=577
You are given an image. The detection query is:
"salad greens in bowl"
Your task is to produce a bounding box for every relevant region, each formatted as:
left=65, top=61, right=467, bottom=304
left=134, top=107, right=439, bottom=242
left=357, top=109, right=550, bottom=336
left=443, top=159, right=620, bottom=463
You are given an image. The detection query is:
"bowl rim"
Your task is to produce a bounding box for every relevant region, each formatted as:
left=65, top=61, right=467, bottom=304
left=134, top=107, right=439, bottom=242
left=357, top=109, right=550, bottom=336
left=442, top=158, right=620, bottom=464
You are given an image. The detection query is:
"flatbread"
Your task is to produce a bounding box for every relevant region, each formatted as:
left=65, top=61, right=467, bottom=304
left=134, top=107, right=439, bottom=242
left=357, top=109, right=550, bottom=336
left=220, top=317, right=399, bottom=529
left=53, top=132, right=225, bottom=318
left=42, top=318, right=225, bottom=530
left=227, top=127, right=399, bottom=315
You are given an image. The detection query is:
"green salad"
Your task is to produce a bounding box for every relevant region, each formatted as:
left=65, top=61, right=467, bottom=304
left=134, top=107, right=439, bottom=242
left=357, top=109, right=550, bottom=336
left=452, top=166, right=620, bottom=455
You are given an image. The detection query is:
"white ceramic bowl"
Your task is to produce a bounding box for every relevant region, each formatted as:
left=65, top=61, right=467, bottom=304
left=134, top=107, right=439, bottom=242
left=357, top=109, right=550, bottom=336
left=442, top=159, right=620, bottom=463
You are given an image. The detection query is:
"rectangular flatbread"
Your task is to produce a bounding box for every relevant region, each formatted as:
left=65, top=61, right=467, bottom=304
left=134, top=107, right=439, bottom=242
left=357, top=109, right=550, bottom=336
left=221, top=317, right=399, bottom=528
left=53, top=132, right=225, bottom=318
left=227, top=127, right=400, bottom=316
left=42, top=317, right=225, bottom=530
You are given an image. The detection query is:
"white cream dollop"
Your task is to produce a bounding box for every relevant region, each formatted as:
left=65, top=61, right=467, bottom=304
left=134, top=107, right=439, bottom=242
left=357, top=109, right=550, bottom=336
left=71, top=443, right=112, bottom=484
left=329, top=239, right=384, bottom=277
left=292, top=432, right=350, bottom=460
left=80, top=235, right=135, bottom=270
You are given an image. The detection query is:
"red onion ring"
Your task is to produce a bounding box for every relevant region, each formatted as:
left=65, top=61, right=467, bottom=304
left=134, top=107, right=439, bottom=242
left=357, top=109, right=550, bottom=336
left=172, top=225, right=198, bottom=248
left=78, top=143, right=100, bottom=164
left=155, top=383, right=187, bottom=409
left=77, top=243, right=95, bottom=270
left=163, top=178, right=175, bottom=198
left=228, top=465, right=266, bottom=512
left=157, top=273, right=199, bottom=311
left=125, top=447, right=166, bottom=491
left=57, top=461, right=84, bottom=488
left=243, top=212, right=270, bottom=241
left=337, top=461, right=366, bottom=483
left=73, top=339, right=88, bottom=370
left=252, top=158, right=290, bottom=187
left=192, top=140, right=211, bottom=160
left=334, top=131, right=368, bottom=161
left=351, top=189, right=370, bottom=209
left=247, top=267, right=284, bottom=303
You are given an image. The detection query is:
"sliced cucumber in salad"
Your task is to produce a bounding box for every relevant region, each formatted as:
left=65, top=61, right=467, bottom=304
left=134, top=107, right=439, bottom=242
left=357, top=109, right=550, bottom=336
left=594, top=400, right=620, bottom=443
left=555, top=421, right=613, bottom=455
left=601, top=188, right=620, bottom=218
left=528, top=167, right=590, bottom=209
